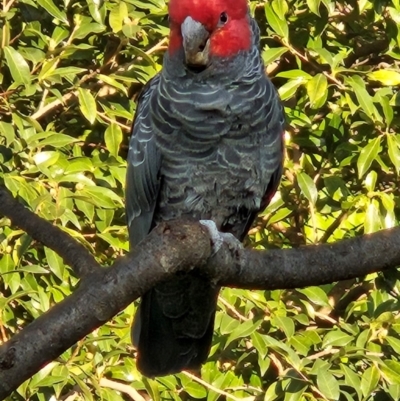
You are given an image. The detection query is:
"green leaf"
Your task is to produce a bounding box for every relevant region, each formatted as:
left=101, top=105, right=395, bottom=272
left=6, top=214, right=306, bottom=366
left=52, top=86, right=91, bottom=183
left=122, top=23, right=141, bottom=39
left=380, top=95, right=393, bottom=128
left=44, top=247, right=64, bottom=280
left=183, top=382, right=207, bottom=399
left=73, top=22, right=105, bottom=40
left=271, top=316, right=295, bottom=338
left=262, top=47, right=288, bottom=65
left=0, top=121, right=15, bottom=146
left=226, top=319, right=261, bottom=347
left=78, top=88, right=97, bottom=124
left=307, top=0, right=322, bottom=16
left=388, top=384, right=400, bottom=401
left=369, top=70, right=400, bottom=86
left=386, top=336, right=400, bottom=354
left=365, top=199, right=381, bottom=234
left=298, top=287, right=330, bottom=306
left=271, top=0, right=288, bottom=18
left=347, top=76, right=381, bottom=122
left=307, top=73, right=328, bottom=109
left=341, top=364, right=362, bottom=400
left=289, top=335, right=310, bottom=356
left=3, top=46, right=31, bottom=85
left=322, top=329, right=353, bottom=348
left=39, top=133, right=79, bottom=148
left=143, top=378, right=160, bottom=401
left=33, top=151, right=60, bottom=168
left=365, top=171, right=377, bottom=192
left=79, top=186, right=123, bottom=209
left=381, top=360, right=400, bottom=385
left=297, top=172, right=318, bottom=205
left=75, top=198, right=95, bottom=221
left=277, top=70, right=312, bottom=80
left=219, top=313, right=240, bottom=335
left=98, top=74, right=128, bottom=96
left=265, top=2, right=288, bottom=39
left=50, top=26, right=69, bottom=49
left=109, top=1, right=128, bottom=33
left=104, top=123, right=123, bottom=158
left=278, top=78, right=304, bottom=100
left=387, top=135, right=400, bottom=172
left=36, top=0, right=68, bottom=23
left=361, top=365, right=380, bottom=398
left=47, top=67, right=86, bottom=77
left=251, top=331, right=268, bottom=358
left=357, top=137, right=381, bottom=178
left=317, top=370, right=340, bottom=400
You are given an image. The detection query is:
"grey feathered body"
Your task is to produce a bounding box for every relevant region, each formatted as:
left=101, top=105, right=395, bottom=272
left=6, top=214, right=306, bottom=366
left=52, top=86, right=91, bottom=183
left=126, top=16, right=284, bottom=377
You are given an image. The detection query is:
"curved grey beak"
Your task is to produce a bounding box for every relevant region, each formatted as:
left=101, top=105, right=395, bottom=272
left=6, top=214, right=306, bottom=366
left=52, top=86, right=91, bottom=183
left=181, top=16, right=210, bottom=66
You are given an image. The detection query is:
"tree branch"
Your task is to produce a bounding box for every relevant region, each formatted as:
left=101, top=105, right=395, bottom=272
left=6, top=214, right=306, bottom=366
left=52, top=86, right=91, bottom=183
left=0, top=185, right=400, bottom=398
left=0, top=186, right=99, bottom=277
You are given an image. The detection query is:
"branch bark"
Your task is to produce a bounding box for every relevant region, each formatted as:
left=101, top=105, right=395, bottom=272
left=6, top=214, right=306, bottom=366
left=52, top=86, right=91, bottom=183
left=0, top=187, right=99, bottom=277
left=0, top=186, right=400, bottom=398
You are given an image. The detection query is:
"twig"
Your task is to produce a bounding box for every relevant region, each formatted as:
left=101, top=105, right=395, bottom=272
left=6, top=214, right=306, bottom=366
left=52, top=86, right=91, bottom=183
left=0, top=319, right=7, bottom=344
left=31, top=68, right=99, bottom=120
left=269, top=353, right=285, bottom=376
left=319, top=211, right=348, bottom=243
left=271, top=350, right=330, bottom=401
left=3, top=0, right=16, bottom=14
left=295, top=370, right=329, bottom=401
left=280, top=39, right=346, bottom=90
left=218, top=296, right=249, bottom=321
left=31, top=91, right=78, bottom=121
left=314, top=311, right=337, bottom=325
left=307, top=347, right=339, bottom=360
left=99, top=378, right=146, bottom=401
left=145, top=37, right=168, bottom=55
left=182, top=371, right=248, bottom=401
left=97, top=112, right=131, bottom=132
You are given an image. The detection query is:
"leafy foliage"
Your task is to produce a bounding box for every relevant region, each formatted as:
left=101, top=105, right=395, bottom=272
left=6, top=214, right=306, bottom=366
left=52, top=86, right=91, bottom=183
left=1, top=0, right=400, bottom=400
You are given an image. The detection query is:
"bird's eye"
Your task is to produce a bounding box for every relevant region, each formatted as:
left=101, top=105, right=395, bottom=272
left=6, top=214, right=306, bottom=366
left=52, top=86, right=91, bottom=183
left=219, top=12, right=228, bottom=25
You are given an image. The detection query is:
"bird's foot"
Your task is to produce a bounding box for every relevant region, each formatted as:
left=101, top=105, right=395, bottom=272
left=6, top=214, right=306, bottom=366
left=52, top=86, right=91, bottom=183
left=199, top=220, right=243, bottom=255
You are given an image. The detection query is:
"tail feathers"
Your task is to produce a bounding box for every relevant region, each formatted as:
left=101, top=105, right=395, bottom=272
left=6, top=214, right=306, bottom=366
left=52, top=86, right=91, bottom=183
left=132, top=282, right=218, bottom=377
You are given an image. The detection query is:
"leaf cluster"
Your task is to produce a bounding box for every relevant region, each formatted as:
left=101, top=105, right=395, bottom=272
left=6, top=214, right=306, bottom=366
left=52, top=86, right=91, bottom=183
left=1, top=0, right=400, bottom=400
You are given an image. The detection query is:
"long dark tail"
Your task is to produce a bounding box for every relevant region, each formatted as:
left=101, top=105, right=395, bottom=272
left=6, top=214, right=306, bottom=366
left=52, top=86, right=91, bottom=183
left=132, top=273, right=219, bottom=377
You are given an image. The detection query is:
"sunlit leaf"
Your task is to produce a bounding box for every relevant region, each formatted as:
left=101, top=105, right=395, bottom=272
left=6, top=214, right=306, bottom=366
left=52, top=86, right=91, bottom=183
left=104, top=123, right=123, bottom=158
left=357, top=137, right=381, bottom=178
left=3, top=46, right=31, bottom=85
left=298, top=287, right=330, bottom=306
left=78, top=88, right=97, bottom=124
left=317, top=370, right=340, bottom=400
left=36, top=0, right=68, bottom=23
left=322, top=329, right=353, bottom=348
left=265, top=2, right=288, bottom=38
left=307, top=0, right=322, bottom=15
left=369, top=70, right=400, bottom=86
left=387, top=135, right=400, bottom=172
left=307, top=73, right=328, bottom=109
left=297, top=172, right=318, bottom=205
left=381, top=360, right=400, bottom=385
left=361, top=366, right=380, bottom=398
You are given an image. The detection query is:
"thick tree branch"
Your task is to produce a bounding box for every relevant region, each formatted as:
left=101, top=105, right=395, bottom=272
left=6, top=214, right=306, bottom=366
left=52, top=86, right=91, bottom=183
left=0, top=185, right=400, bottom=398
left=0, top=220, right=211, bottom=398
left=212, top=228, right=400, bottom=289
left=0, top=186, right=99, bottom=277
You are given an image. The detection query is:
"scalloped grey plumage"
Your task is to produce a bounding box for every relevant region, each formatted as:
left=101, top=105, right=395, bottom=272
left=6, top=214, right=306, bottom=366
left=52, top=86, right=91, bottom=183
left=125, top=14, right=285, bottom=377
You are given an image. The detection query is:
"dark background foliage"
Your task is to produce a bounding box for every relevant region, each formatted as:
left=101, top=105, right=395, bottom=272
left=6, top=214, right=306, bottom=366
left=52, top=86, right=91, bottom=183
left=1, top=0, right=400, bottom=399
